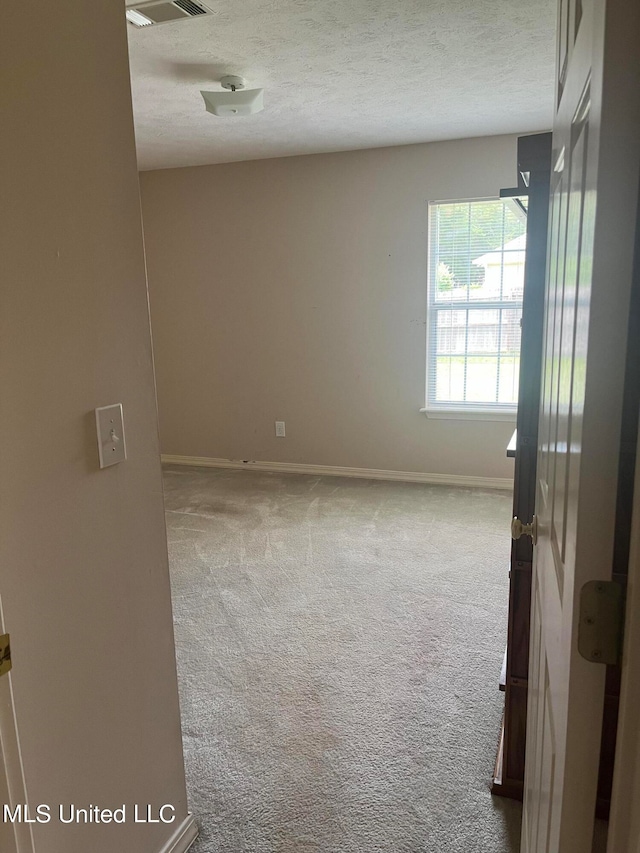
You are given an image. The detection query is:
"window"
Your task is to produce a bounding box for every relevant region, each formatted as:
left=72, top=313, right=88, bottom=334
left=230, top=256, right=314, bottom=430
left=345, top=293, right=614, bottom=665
left=426, top=198, right=526, bottom=417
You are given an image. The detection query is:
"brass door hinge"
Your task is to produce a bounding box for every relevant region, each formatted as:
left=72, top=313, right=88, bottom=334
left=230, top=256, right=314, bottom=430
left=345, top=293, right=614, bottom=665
left=578, top=582, right=624, bottom=665
left=0, top=634, right=11, bottom=677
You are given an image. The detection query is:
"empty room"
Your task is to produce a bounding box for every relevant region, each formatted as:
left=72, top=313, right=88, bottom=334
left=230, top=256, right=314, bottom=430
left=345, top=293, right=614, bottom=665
left=2, top=2, right=640, bottom=853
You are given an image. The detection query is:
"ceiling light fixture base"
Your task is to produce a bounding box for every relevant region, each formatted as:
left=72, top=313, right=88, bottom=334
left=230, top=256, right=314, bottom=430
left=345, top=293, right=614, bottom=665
left=220, top=75, right=246, bottom=91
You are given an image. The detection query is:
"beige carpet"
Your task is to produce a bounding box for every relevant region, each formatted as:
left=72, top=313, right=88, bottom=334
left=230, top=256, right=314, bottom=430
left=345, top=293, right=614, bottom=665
left=163, top=465, right=522, bottom=852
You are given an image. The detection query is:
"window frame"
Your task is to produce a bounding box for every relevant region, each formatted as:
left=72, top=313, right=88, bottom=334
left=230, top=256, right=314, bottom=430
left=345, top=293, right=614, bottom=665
left=424, top=197, right=523, bottom=421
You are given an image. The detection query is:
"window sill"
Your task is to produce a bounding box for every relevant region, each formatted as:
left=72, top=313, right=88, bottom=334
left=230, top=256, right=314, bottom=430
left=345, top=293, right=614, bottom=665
left=420, top=408, right=517, bottom=422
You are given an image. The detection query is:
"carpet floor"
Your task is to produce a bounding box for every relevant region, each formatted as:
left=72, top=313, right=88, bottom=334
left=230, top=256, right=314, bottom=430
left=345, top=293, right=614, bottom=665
left=163, top=465, right=522, bottom=853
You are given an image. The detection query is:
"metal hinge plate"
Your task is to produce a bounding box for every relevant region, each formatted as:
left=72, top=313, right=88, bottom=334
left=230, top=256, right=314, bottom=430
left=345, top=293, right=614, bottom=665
left=0, top=634, right=12, bottom=677
left=578, top=581, right=623, bottom=665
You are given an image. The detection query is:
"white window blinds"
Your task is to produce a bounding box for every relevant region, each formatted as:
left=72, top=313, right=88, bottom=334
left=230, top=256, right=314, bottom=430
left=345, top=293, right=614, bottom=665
left=426, top=199, right=526, bottom=414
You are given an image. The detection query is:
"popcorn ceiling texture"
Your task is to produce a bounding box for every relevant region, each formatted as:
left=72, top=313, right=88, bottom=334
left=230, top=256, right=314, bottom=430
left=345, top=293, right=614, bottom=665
left=126, top=0, right=556, bottom=170
left=164, top=466, right=523, bottom=852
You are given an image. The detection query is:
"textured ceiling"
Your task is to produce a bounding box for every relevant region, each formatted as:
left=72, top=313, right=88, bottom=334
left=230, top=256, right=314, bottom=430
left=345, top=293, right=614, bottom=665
left=126, top=0, right=556, bottom=171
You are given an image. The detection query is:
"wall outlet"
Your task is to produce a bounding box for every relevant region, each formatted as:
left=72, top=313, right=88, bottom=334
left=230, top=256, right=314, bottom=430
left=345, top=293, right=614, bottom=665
left=275, top=421, right=286, bottom=437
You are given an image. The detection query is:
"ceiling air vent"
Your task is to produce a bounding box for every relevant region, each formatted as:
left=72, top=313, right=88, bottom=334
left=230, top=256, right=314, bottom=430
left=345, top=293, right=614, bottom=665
left=125, top=0, right=212, bottom=27
left=173, top=0, right=208, bottom=15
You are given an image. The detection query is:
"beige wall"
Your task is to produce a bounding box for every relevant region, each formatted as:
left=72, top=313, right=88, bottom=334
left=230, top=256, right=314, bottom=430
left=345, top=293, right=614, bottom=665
left=0, top=1, right=188, bottom=851
left=141, top=136, right=520, bottom=480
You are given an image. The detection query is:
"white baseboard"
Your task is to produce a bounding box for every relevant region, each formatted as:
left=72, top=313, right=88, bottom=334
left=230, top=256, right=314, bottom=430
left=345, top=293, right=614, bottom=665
left=161, top=455, right=512, bottom=491
left=157, top=814, right=198, bottom=853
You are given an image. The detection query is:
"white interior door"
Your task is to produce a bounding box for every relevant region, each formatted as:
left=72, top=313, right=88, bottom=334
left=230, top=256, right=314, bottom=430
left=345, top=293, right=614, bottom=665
left=522, top=0, right=640, bottom=851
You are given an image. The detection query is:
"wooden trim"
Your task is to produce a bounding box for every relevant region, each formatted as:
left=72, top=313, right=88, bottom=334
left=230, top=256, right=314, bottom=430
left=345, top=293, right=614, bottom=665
left=492, top=777, right=525, bottom=801
left=161, top=455, right=513, bottom=491
left=492, top=715, right=505, bottom=786
left=499, top=646, right=507, bottom=692
left=156, top=815, right=198, bottom=853
left=494, top=131, right=552, bottom=806
left=606, top=169, right=640, bottom=852
left=491, top=714, right=525, bottom=800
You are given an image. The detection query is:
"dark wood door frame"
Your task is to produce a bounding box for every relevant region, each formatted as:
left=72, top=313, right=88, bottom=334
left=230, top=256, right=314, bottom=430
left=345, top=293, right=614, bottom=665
left=492, top=131, right=552, bottom=800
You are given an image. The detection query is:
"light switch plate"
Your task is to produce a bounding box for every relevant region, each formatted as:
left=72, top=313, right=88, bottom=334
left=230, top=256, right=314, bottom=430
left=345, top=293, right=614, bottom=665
left=95, top=404, right=127, bottom=468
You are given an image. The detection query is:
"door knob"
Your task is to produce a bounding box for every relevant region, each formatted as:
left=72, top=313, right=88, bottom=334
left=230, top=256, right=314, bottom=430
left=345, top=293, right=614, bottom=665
left=511, top=515, right=538, bottom=544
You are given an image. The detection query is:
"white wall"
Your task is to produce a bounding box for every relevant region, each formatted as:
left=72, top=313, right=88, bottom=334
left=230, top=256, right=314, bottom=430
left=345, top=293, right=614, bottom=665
left=141, top=135, right=521, bottom=480
left=0, top=1, right=188, bottom=851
